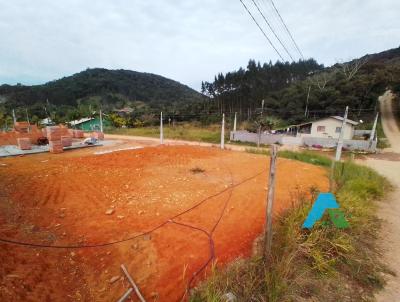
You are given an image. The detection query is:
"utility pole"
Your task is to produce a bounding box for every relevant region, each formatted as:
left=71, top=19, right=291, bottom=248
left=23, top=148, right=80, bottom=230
left=261, top=99, right=265, bottom=114
left=264, top=144, right=278, bottom=258
left=305, top=85, right=311, bottom=117
left=160, top=112, right=164, bottom=145
left=233, top=112, right=237, bottom=132
left=99, top=109, right=104, bottom=132
left=335, top=106, right=349, bottom=162
left=220, top=113, right=225, bottom=149
left=12, top=109, right=17, bottom=125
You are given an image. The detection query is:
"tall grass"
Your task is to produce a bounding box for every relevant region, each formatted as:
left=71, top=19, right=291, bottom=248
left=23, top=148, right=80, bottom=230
left=191, top=152, right=391, bottom=302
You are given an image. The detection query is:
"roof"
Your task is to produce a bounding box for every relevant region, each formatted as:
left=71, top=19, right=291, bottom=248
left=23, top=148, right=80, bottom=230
left=40, top=118, right=53, bottom=124
left=330, top=116, right=359, bottom=125
left=68, top=117, right=94, bottom=126
left=294, top=116, right=358, bottom=128
left=113, top=107, right=134, bottom=113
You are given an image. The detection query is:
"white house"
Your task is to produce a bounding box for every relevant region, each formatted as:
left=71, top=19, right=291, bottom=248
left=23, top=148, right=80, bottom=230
left=296, top=116, right=358, bottom=139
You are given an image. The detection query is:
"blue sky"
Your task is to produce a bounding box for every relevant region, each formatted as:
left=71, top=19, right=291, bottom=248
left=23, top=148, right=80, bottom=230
left=0, top=0, right=399, bottom=90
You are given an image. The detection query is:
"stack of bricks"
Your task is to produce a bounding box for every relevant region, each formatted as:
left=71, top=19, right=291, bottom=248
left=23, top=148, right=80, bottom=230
left=61, top=136, right=72, bottom=147
left=46, top=126, right=63, bottom=154
left=73, top=130, right=84, bottom=138
left=91, top=131, right=104, bottom=140
left=17, top=138, right=32, bottom=150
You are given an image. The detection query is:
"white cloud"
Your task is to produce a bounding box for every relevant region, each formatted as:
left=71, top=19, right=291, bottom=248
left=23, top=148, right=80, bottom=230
left=0, top=0, right=399, bottom=90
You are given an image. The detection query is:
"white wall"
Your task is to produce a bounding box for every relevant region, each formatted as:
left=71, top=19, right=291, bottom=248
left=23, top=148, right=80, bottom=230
left=299, top=118, right=354, bottom=139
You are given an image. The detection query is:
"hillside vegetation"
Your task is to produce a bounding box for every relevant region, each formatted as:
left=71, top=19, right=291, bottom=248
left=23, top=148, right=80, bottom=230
left=0, top=68, right=204, bottom=124
left=203, top=47, right=400, bottom=124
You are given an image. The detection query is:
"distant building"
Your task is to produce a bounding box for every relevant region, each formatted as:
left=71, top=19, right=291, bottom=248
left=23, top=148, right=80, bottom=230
left=40, top=117, right=54, bottom=126
left=295, top=116, right=359, bottom=139
left=113, top=107, right=134, bottom=117
left=68, top=117, right=110, bottom=131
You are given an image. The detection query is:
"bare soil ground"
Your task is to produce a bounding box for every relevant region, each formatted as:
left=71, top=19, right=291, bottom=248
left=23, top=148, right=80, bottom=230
left=0, top=143, right=328, bottom=301
left=361, top=91, right=400, bottom=301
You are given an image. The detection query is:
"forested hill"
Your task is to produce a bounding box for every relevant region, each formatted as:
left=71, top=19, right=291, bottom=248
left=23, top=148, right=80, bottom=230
left=203, top=46, right=400, bottom=124
left=0, top=68, right=204, bottom=119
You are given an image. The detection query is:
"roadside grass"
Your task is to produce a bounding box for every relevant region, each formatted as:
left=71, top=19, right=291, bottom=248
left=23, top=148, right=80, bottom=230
left=246, top=148, right=332, bottom=167
left=106, top=124, right=223, bottom=143
left=191, top=151, right=391, bottom=302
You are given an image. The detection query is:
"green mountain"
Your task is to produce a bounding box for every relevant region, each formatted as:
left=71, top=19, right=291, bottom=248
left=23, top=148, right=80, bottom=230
left=0, top=68, right=204, bottom=122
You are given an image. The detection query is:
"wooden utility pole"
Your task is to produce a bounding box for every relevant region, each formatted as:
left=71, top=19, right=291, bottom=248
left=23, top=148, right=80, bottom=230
left=220, top=113, right=225, bottom=149
left=335, top=106, right=349, bottom=162
left=264, top=144, right=278, bottom=258
left=160, top=112, right=164, bottom=145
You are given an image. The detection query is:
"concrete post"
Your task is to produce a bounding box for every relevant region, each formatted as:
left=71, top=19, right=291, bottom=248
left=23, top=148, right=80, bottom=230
left=335, top=106, right=349, bottom=162
left=12, top=109, right=17, bottom=125
left=233, top=112, right=237, bottom=132
left=221, top=113, right=225, bottom=149
left=370, top=113, right=379, bottom=143
left=160, top=112, right=164, bottom=145
left=99, top=109, right=104, bottom=132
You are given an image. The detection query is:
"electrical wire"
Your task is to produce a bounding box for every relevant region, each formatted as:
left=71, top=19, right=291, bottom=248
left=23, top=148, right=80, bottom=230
left=239, top=0, right=286, bottom=61
left=250, top=0, right=295, bottom=62
left=267, top=0, right=304, bottom=60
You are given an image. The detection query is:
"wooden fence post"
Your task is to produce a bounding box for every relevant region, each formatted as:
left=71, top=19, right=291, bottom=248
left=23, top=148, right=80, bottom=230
left=264, top=144, right=278, bottom=258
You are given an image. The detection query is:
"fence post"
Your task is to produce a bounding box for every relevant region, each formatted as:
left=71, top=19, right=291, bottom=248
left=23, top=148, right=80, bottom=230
left=160, top=112, right=164, bottom=145
left=99, top=109, right=103, bottom=132
left=369, top=113, right=379, bottom=143
left=335, top=106, right=349, bottom=161
left=221, top=113, right=225, bottom=149
left=264, top=144, right=278, bottom=258
left=12, top=109, right=17, bottom=125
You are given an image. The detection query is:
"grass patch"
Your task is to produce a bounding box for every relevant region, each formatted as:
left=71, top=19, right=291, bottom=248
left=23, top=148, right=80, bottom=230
left=107, top=124, right=224, bottom=144
left=246, top=148, right=332, bottom=167
left=191, top=152, right=391, bottom=302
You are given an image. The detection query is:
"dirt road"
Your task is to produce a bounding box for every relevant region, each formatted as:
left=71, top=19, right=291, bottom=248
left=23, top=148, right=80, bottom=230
left=362, top=91, right=400, bottom=301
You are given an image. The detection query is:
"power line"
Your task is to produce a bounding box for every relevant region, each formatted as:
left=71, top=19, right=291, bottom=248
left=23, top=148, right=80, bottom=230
left=239, top=0, right=285, bottom=61
left=268, top=0, right=304, bottom=60
left=250, top=0, right=295, bottom=62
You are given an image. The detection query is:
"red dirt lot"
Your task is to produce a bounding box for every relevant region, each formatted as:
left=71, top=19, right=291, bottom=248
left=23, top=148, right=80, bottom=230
left=0, top=145, right=328, bottom=301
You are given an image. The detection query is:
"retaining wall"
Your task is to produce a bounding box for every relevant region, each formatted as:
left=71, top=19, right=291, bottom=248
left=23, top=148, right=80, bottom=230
left=230, top=131, right=377, bottom=152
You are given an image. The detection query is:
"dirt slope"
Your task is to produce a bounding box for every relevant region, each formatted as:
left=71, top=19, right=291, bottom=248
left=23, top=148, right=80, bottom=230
left=363, top=91, right=400, bottom=301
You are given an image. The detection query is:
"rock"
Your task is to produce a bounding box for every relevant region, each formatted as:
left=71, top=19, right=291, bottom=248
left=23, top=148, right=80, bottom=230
left=138, top=210, right=145, bottom=215
left=70, top=252, right=76, bottom=257
left=109, top=276, right=120, bottom=284
left=117, top=215, right=124, bottom=219
left=221, top=292, right=237, bottom=302
left=105, top=209, right=115, bottom=215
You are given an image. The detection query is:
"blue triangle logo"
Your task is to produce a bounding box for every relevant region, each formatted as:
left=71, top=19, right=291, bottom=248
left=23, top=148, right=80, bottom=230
left=302, top=193, right=340, bottom=229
